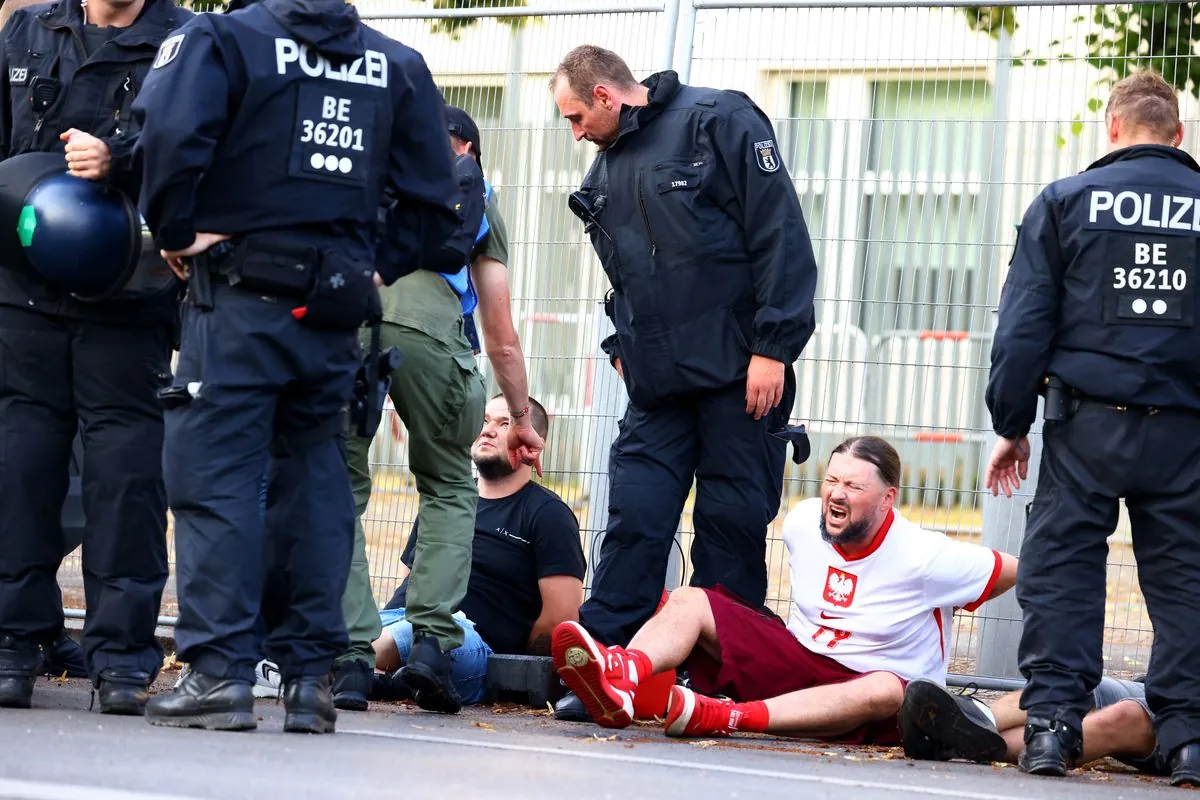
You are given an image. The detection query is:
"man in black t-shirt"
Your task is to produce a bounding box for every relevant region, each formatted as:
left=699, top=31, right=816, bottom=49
left=372, top=394, right=587, bottom=704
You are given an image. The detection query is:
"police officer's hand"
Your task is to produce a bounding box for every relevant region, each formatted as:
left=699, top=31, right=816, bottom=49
left=985, top=436, right=1031, bottom=498
left=374, top=272, right=384, bottom=288
left=746, top=355, right=785, bottom=420
left=161, top=233, right=232, bottom=281
left=507, top=416, right=544, bottom=478
left=60, top=129, right=111, bottom=180
left=612, top=356, right=624, bottom=381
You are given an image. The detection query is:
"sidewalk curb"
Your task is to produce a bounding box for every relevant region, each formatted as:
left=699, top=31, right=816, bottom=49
left=63, top=616, right=179, bottom=655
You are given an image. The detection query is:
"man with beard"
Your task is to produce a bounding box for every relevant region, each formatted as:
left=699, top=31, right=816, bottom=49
left=550, top=435, right=1018, bottom=743
left=369, top=394, right=587, bottom=705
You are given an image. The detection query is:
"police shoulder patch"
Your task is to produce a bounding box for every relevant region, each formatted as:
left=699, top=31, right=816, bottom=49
left=753, top=139, right=780, bottom=174
left=153, top=34, right=185, bottom=69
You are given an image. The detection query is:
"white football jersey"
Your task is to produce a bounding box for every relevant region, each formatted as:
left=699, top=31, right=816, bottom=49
left=782, top=497, right=1001, bottom=683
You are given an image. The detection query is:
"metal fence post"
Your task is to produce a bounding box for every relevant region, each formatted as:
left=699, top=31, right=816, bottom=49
left=669, top=0, right=698, bottom=83
left=976, top=394, right=1043, bottom=680
left=582, top=317, right=685, bottom=597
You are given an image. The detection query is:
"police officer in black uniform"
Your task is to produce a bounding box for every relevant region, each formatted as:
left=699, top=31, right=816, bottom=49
left=985, top=69, right=1200, bottom=787
left=130, top=0, right=464, bottom=733
left=0, top=0, right=190, bottom=714
left=549, top=46, right=817, bottom=649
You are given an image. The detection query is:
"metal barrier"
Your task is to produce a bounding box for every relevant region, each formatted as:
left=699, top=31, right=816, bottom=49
left=58, top=0, right=1178, bottom=687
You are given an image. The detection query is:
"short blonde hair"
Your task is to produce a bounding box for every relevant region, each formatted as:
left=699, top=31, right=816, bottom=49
left=1106, top=69, right=1181, bottom=143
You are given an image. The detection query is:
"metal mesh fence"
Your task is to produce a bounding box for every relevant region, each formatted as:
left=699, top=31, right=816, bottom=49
left=57, top=0, right=1193, bottom=683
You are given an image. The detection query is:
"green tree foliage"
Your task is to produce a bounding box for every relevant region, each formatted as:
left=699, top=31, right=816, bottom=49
left=961, top=4, right=1200, bottom=100
left=417, top=0, right=528, bottom=39
left=179, top=0, right=530, bottom=38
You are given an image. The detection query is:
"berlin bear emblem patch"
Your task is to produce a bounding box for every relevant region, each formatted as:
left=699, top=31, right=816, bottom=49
left=153, top=34, right=185, bottom=70
left=754, top=139, right=780, bottom=173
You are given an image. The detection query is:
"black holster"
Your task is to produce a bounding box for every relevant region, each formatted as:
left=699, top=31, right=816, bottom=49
left=349, top=292, right=403, bottom=439
left=195, top=239, right=379, bottom=332
left=1040, top=375, right=1078, bottom=422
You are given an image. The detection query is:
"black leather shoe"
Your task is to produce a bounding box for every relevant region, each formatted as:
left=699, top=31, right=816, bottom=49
left=399, top=635, right=462, bottom=714
left=1018, top=716, right=1081, bottom=777
left=332, top=659, right=371, bottom=712
left=0, top=635, right=41, bottom=709
left=42, top=633, right=88, bottom=679
left=145, top=670, right=256, bottom=731
left=97, top=668, right=152, bottom=716
left=553, top=690, right=591, bottom=723
left=283, top=674, right=337, bottom=734
left=899, top=679, right=1008, bottom=763
left=1169, top=742, right=1200, bottom=788
left=369, top=668, right=412, bottom=702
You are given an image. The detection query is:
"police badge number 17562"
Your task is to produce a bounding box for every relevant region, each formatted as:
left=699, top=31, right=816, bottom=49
left=275, top=39, right=386, bottom=187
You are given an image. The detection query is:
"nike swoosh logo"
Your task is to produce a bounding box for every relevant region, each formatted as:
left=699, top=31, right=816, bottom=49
left=820, top=611, right=845, bottom=619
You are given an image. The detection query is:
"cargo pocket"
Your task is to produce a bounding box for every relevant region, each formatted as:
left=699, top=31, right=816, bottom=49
left=434, top=349, right=486, bottom=448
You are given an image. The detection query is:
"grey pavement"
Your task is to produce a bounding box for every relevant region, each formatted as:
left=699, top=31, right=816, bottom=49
left=0, top=678, right=1186, bottom=800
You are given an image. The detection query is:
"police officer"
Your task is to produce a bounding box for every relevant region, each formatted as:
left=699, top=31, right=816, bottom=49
left=331, top=105, right=544, bottom=715
left=0, top=0, right=190, bottom=714
left=130, top=0, right=465, bottom=733
left=549, top=46, right=817, bottom=647
left=984, top=69, right=1200, bottom=786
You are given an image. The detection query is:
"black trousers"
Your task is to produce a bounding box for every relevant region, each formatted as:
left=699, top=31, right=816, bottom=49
left=1017, top=400, right=1200, bottom=757
left=0, top=304, right=171, bottom=681
left=166, top=284, right=358, bottom=683
left=579, top=368, right=794, bottom=647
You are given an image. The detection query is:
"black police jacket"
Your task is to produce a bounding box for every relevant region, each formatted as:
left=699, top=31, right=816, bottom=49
left=0, top=0, right=190, bottom=328
left=987, top=144, right=1200, bottom=438
left=575, top=71, right=818, bottom=411
left=131, top=0, right=463, bottom=281
left=380, top=151, right=485, bottom=281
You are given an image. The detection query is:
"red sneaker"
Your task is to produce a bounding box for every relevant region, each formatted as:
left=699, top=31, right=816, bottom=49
left=663, top=686, right=743, bottom=738
left=551, top=621, right=638, bottom=729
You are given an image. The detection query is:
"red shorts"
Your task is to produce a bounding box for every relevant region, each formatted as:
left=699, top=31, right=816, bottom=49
left=684, top=586, right=905, bottom=746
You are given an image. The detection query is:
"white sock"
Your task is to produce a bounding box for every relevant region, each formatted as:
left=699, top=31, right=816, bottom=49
left=971, top=698, right=997, bottom=727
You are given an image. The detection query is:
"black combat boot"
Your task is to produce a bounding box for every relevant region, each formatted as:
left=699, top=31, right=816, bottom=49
left=96, top=667, right=152, bottom=715
left=145, top=670, right=256, bottom=731
left=331, top=659, right=371, bottom=712
left=1018, top=716, right=1082, bottom=777
left=42, top=632, right=88, bottom=679
left=0, top=635, right=42, bottom=709
left=283, top=674, right=337, bottom=734
left=553, top=690, right=590, bottom=722
left=369, top=668, right=412, bottom=702
left=898, top=679, right=1008, bottom=763
left=400, top=635, right=462, bottom=714
left=1168, top=742, right=1200, bottom=788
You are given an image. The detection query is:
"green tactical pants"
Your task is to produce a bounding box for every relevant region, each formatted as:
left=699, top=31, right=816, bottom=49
left=337, top=271, right=487, bottom=664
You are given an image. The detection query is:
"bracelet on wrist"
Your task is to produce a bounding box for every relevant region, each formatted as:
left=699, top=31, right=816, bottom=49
left=511, top=405, right=530, bottom=419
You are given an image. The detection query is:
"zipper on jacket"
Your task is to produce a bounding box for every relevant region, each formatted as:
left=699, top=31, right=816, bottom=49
left=637, top=174, right=657, bottom=256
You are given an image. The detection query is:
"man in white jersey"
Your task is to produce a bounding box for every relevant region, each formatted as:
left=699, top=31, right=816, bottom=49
left=549, top=435, right=1018, bottom=742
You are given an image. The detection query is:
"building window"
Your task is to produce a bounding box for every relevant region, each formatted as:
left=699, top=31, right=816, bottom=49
left=858, top=78, right=992, bottom=335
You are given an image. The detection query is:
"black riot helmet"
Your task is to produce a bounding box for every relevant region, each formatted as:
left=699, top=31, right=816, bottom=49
left=0, top=151, right=175, bottom=303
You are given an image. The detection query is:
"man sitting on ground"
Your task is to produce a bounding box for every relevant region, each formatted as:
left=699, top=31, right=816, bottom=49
left=373, top=394, right=587, bottom=705
left=550, top=435, right=1018, bottom=743
left=898, top=675, right=1166, bottom=777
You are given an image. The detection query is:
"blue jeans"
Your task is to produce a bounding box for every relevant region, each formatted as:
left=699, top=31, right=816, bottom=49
left=379, top=608, right=492, bottom=704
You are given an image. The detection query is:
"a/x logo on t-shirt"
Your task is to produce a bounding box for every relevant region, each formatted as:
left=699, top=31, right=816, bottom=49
left=823, top=566, right=858, bottom=608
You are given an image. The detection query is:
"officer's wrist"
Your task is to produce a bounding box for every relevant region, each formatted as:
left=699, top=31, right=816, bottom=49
left=157, top=223, right=197, bottom=253
left=510, top=405, right=533, bottom=427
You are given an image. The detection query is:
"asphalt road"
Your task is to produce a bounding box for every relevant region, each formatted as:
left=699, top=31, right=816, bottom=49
left=0, top=678, right=1186, bottom=800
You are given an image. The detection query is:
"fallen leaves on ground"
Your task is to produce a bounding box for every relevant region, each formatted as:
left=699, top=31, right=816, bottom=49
left=580, top=733, right=619, bottom=743
left=472, top=721, right=497, bottom=732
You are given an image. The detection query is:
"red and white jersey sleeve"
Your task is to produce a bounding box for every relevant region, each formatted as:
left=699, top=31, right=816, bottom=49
left=781, top=498, right=1002, bottom=683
